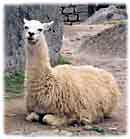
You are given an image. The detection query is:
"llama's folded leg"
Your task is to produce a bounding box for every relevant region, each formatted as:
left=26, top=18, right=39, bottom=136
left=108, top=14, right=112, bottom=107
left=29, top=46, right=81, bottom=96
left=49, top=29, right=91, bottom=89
left=80, top=113, right=94, bottom=126
left=26, top=112, right=39, bottom=122
left=42, top=114, right=68, bottom=126
left=80, top=118, right=92, bottom=125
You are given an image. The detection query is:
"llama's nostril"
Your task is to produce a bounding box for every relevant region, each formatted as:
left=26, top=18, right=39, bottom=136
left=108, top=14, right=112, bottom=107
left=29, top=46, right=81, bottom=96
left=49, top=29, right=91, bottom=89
left=28, top=32, right=34, bottom=36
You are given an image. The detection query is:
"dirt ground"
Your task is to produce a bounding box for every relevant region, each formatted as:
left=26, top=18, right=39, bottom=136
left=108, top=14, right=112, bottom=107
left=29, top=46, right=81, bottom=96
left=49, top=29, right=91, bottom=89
left=4, top=24, right=127, bottom=136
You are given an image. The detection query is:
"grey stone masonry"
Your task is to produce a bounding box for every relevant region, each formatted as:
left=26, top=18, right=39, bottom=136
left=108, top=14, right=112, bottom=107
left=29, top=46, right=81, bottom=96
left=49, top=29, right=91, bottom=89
left=75, top=5, right=89, bottom=13
left=68, top=14, right=78, bottom=21
left=61, top=4, right=89, bottom=24
left=78, top=12, right=89, bottom=21
left=63, top=7, right=74, bottom=14
left=60, top=4, right=126, bottom=25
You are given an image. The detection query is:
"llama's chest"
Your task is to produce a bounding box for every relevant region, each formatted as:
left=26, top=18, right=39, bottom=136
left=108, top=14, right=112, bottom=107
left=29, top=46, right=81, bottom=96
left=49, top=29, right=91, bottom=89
left=25, top=78, right=57, bottom=113
left=25, top=74, right=76, bottom=115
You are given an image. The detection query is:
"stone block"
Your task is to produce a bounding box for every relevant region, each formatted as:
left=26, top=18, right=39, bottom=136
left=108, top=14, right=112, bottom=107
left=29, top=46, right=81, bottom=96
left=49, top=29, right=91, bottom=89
left=75, top=5, right=88, bottom=13
left=63, top=15, right=69, bottom=22
left=63, top=7, right=74, bottom=14
left=68, top=14, right=78, bottom=21
left=78, top=12, right=89, bottom=21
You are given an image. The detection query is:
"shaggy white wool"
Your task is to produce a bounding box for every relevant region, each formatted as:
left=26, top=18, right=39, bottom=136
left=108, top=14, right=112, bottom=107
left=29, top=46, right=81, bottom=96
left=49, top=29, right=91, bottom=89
left=24, top=19, right=121, bottom=126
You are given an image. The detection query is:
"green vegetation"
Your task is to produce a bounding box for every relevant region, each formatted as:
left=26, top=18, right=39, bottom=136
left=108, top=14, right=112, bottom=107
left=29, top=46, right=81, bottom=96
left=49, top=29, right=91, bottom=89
left=4, top=71, right=25, bottom=94
left=85, top=126, right=105, bottom=134
left=57, top=55, right=71, bottom=65
left=91, top=126, right=105, bottom=134
left=102, top=19, right=127, bottom=25
left=4, top=55, right=70, bottom=96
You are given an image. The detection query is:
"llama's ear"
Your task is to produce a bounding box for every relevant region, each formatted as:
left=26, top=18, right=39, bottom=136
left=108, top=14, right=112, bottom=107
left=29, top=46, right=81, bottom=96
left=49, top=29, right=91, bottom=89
left=42, top=21, right=54, bottom=31
left=23, top=18, right=29, bottom=24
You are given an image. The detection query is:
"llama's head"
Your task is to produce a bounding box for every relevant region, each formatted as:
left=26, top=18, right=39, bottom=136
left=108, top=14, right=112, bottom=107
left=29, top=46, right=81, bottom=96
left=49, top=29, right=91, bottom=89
left=23, top=18, right=54, bottom=45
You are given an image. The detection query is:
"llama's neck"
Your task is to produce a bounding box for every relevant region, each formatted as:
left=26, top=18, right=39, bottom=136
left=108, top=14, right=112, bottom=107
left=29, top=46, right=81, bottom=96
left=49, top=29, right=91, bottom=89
left=25, top=35, right=51, bottom=80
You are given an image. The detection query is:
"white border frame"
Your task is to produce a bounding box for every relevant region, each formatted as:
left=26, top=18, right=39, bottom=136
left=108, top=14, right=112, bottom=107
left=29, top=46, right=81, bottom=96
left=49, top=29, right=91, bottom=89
left=0, top=0, right=129, bottom=139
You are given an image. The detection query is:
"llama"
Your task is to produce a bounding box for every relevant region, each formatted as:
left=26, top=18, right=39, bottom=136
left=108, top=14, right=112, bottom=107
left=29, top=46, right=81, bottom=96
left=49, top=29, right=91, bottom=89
left=23, top=19, right=121, bottom=126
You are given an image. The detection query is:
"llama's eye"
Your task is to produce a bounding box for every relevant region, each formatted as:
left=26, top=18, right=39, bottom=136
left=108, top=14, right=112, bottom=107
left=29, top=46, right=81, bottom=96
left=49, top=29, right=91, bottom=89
left=24, top=26, right=29, bottom=30
left=38, top=28, right=43, bottom=32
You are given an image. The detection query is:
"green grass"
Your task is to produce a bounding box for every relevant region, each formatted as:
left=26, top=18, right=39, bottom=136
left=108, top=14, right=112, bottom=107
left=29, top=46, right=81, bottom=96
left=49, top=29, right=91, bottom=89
left=102, top=19, right=127, bottom=25
left=4, top=71, right=25, bottom=94
left=4, top=55, right=70, bottom=95
left=57, top=55, right=71, bottom=65
left=91, top=126, right=105, bottom=134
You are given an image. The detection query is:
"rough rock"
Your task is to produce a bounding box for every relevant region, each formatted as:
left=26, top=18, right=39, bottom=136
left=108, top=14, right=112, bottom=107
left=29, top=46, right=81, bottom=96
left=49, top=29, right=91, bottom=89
left=85, top=5, right=127, bottom=24
left=79, top=23, right=127, bottom=58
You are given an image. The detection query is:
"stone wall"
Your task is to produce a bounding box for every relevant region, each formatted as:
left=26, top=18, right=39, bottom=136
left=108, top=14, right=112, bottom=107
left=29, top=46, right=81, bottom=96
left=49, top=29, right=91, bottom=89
left=60, top=4, right=126, bottom=25
left=61, top=4, right=90, bottom=25
left=4, top=5, right=63, bottom=73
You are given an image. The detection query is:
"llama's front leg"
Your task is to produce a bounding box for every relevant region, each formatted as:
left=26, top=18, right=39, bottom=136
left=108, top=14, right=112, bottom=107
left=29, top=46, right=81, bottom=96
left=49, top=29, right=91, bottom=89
left=42, top=114, right=68, bottom=127
left=80, top=118, right=92, bottom=125
left=26, top=112, right=39, bottom=122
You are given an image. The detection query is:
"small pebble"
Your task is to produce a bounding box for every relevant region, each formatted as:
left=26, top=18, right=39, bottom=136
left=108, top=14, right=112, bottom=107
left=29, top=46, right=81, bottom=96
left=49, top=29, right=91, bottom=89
left=59, top=130, right=73, bottom=136
left=108, top=127, right=117, bottom=131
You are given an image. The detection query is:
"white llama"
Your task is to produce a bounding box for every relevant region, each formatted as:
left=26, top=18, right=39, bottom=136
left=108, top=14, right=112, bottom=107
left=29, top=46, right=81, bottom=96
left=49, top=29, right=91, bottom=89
left=23, top=19, right=121, bottom=126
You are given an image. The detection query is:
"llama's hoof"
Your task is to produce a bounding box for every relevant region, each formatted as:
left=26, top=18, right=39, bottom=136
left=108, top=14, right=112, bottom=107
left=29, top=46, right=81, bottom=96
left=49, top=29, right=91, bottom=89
left=42, top=114, right=67, bottom=127
left=80, top=118, right=92, bottom=125
left=26, top=112, right=39, bottom=122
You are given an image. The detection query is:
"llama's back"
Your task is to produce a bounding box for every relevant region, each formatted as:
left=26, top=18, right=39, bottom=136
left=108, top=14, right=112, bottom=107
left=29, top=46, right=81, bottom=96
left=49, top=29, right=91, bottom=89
left=52, top=64, right=121, bottom=121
